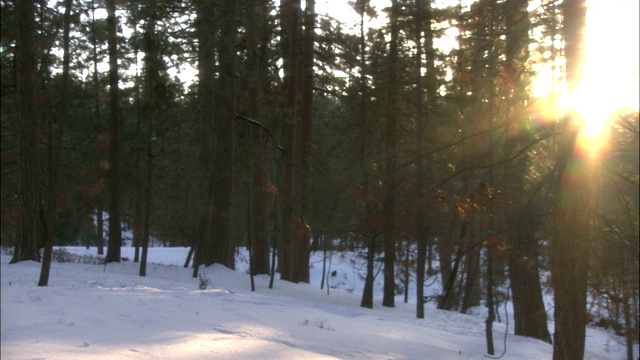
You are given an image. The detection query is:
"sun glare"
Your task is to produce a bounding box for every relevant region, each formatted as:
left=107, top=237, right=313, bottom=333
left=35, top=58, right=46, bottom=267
left=532, top=0, right=639, bottom=161
left=545, top=0, right=639, bottom=147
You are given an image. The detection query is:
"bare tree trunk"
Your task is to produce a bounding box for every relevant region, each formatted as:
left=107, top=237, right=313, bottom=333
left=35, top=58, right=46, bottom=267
left=503, top=0, right=552, bottom=344
left=91, top=0, right=104, bottom=257
left=460, top=239, right=481, bottom=314
left=382, top=0, right=400, bottom=309
left=131, top=13, right=141, bottom=264
left=12, top=0, right=43, bottom=265
left=210, top=0, right=237, bottom=269
left=139, top=2, right=158, bottom=277
left=508, top=209, right=551, bottom=342
left=293, top=0, right=315, bottom=284
left=415, top=0, right=427, bottom=318
left=246, top=0, right=271, bottom=275
left=550, top=1, right=590, bottom=358
left=280, top=0, right=301, bottom=282
left=485, top=242, right=495, bottom=355
left=192, top=1, right=216, bottom=275
left=351, top=0, right=376, bottom=310
left=193, top=0, right=237, bottom=271
left=552, top=1, right=589, bottom=359
left=38, top=0, right=72, bottom=285
left=104, top=0, right=122, bottom=263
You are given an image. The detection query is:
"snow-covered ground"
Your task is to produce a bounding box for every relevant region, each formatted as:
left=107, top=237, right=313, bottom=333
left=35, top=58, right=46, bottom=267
left=1, top=246, right=634, bottom=359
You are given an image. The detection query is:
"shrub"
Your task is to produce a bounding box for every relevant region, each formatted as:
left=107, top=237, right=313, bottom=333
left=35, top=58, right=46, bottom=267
left=52, top=248, right=75, bottom=263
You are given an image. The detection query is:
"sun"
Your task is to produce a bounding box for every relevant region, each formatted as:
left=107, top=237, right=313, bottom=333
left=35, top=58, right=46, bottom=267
left=534, top=0, right=639, bottom=150
left=569, top=0, right=639, bottom=137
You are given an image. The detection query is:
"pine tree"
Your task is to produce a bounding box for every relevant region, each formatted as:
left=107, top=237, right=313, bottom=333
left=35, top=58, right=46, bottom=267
left=104, top=0, right=123, bottom=263
left=552, top=0, right=590, bottom=358
left=11, top=0, right=44, bottom=264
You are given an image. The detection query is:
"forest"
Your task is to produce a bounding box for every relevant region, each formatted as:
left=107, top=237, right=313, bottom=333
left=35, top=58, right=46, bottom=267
left=1, top=0, right=638, bottom=359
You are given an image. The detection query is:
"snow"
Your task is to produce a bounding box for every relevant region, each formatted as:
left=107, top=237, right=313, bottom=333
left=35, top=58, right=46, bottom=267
left=1, top=247, right=633, bottom=359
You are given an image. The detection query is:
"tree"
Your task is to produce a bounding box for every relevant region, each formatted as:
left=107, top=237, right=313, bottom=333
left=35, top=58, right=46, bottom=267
left=245, top=0, right=272, bottom=276
left=90, top=0, right=105, bottom=256
left=503, top=0, right=551, bottom=343
left=381, top=0, right=400, bottom=309
left=104, top=0, right=123, bottom=263
left=294, top=0, right=315, bottom=284
left=138, top=0, right=163, bottom=277
left=414, top=0, right=427, bottom=318
left=552, top=0, right=590, bottom=358
left=351, top=0, right=376, bottom=310
left=279, top=0, right=315, bottom=283
left=38, top=0, right=73, bottom=286
left=11, top=0, right=44, bottom=264
left=210, top=0, right=237, bottom=269
left=193, top=0, right=237, bottom=273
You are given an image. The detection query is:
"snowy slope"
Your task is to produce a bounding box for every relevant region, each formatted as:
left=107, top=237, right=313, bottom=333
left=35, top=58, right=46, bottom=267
left=0, top=247, right=632, bottom=359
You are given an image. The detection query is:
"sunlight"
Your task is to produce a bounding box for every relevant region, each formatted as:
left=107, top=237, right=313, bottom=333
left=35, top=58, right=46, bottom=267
left=568, top=0, right=639, bottom=135
left=539, top=0, right=639, bottom=153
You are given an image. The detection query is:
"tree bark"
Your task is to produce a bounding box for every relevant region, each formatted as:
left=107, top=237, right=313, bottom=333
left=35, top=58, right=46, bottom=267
left=508, top=209, right=551, bottom=342
left=38, top=0, right=72, bottom=285
left=193, top=0, right=237, bottom=271
left=485, top=242, right=495, bottom=355
left=460, top=239, right=481, bottom=314
left=192, top=0, right=216, bottom=276
left=12, top=0, right=43, bottom=264
left=293, top=0, right=315, bottom=284
left=552, top=1, right=589, bottom=358
left=353, top=0, right=376, bottom=310
left=280, top=0, right=301, bottom=282
left=91, top=0, right=104, bottom=257
left=104, top=0, right=122, bottom=263
left=382, top=0, right=400, bottom=309
left=246, top=0, right=271, bottom=275
left=139, top=1, right=158, bottom=277
left=503, top=0, right=552, bottom=344
left=415, top=0, right=427, bottom=318
left=209, top=0, right=237, bottom=269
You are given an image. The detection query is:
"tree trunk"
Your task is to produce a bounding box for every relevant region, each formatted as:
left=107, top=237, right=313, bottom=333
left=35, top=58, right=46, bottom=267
left=132, top=13, right=141, bottom=264
left=280, top=0, right=301, bottom=282
left=192, top=0, right=216, bottom=275
left=508, top=209, right=551, bottom=342
left=503, top=0, right=552, bottom=344
left=382, top=0, right=400, bottom=309
left=439, top=220, right=467, bottom=311
left=414, top=0, right=427, bottom=319
left=552, top=1, right=589, bottom=359
left=352, top=0, right=376, bottom=310
left=460, top=239, right=481, bottom=314
left=439, top=245, right=463, bottom=310
left=193, top=0, right=237, bottom=271
left=38, top=0, right=72, bottom=286
left=91, top=0, right=104, bottom=258
left=104, top=0, right=122, bottom=263
left=210, top=0, right=237, bottom=269
left=139, top=1, right=158, bottom=277
left=293, top=0, right=315, bottom=284
left=485, top=242, right=495, bottom=355
left=246, top=0, right=271, bottom=275
left=12, top=0, right=43, bottom=264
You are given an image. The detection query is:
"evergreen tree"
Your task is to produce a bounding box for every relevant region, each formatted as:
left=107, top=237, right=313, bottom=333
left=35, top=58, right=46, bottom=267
left=104, top=0, right=123, bottom=263
left=11, top=0, right=44, bottom=264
